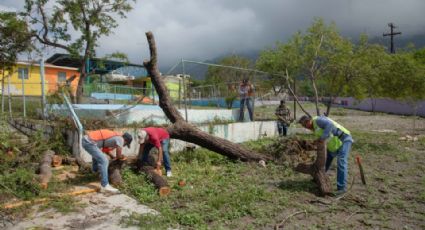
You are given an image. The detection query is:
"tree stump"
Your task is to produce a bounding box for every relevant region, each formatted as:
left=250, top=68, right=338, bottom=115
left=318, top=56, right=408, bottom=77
left=38, top=150, right=54, bottom=189
left=295, top=141, right=332, bottom=196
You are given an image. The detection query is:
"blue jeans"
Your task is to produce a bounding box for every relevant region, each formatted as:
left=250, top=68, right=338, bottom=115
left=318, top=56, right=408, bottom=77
left=277, top=121, right=288, bottom=136
left=325, top=140, right=352, bottom=191
left=239, top=98, right=253, bottom=121
left=82, top=136, right=109, bottom=187
left=140, top=138, right=171, bottom=171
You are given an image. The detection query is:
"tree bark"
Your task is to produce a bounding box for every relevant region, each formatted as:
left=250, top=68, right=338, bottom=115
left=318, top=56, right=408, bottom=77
left=108, top=159, right=125, bottom=186
left=143, top=32, right=270, bottom=162
left=139, top=165, right=171, bottom=197
left=38, top=150, right=54, bottom=189
left=295, top=141, right=332, bottom=196
left=285, top=69, right=311, bottom=118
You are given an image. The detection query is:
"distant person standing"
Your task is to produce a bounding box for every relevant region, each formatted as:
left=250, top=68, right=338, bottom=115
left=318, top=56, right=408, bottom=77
left=239, top=79, right=254, bottom=121
left=275, top=100, right=291, bottom=136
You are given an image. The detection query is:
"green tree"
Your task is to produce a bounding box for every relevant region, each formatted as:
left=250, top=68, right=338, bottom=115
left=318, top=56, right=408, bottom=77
left=381, top=52, right=425, bottom=131
left=23, top=0, right=135, bottom=102
left=0, top=12, right=32, bottom=70
left=256, top=33, right=303, bottom=96
left=0, top=12, right=32, bottom=113
left=351, top=35, right=390, bottom=113
left=205, top=55, right=253, bottom=98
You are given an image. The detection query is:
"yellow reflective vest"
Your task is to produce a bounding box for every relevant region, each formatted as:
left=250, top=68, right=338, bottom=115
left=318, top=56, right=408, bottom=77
left=312, top=116, right=351, bottom=152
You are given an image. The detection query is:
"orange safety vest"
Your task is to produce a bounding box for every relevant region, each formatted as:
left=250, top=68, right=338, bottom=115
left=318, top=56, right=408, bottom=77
left=87, top=129, right=122, bottom=142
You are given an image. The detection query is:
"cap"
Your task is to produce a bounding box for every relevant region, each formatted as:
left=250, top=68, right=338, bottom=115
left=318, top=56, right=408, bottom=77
left=137, top=129, right=149, bottom=144
left=122, top=132, right=133, bottom=148
left=298, top=115, right=311, bottom=124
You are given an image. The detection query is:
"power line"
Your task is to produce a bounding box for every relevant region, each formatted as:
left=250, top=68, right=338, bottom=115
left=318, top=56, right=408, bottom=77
left=383, top=23, right=402, bottom=54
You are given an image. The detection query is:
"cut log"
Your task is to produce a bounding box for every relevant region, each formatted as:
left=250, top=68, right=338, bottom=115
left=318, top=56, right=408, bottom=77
left=108, top=159, right=125, bottom=186
left=139, top=165, right=170, bottom=196
left=143, top=32, right=270, bottom=163
left=62, top=156, right=78, bottom=165
left=295, top=141, right=332, bottom=196
left=52, top=155, right=62, bottom=167
left=39, top=150, right=54, bottom=189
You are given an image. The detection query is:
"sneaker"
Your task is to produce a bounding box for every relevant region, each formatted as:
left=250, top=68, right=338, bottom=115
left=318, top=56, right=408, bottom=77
left=332, top=189, right=346, bottom=197
left=100, top=184, right=119, bottom=194
left=166, top=171, right=172, bottom=177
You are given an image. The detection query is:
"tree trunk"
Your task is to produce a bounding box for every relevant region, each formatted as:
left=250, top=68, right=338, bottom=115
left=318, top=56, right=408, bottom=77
left=295, top=141, right=332, bottom=196
left=325, top=97, right=333, bottom=117
left=143, top=32, right=270, bottom=162
left=76, top=73, right=85, bottom=104
left=108, top=159, right=125, bottom=186
left=311, top=76, right=321, bottom=116
left=412, top=102, right=418, bottom=134
left=138, top=165, right=171, bottom=197
left=38, top=150, right=54, bottom=189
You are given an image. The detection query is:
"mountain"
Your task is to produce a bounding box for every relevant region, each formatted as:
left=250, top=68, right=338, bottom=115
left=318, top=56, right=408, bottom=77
left=160, top=33, right=425, bottom=80
left=369, top=33, right=425, bottom=51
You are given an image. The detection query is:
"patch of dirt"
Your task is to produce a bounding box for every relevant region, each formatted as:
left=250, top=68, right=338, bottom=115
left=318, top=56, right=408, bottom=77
left=266, top=137, right=316, bottom=167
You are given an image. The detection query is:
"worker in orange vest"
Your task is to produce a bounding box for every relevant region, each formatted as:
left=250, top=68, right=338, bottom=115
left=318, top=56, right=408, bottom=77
left=82, top=129, right=133, bottom=193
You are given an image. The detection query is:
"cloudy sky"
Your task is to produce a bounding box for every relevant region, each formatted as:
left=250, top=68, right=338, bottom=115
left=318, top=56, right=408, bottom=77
left=1, top=0, right=424, bottom=68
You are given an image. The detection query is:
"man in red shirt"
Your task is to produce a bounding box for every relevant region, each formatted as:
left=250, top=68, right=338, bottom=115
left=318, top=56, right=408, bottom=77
left=137, top=127, right=172, bottom=177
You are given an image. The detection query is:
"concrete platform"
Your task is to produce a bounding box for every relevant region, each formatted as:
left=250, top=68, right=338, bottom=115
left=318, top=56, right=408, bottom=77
left=8, top=186, right=156, bottom=230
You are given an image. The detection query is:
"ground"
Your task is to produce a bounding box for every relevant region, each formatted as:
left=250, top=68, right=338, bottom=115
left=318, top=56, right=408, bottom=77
left=1, top=105, right=425, bottom=229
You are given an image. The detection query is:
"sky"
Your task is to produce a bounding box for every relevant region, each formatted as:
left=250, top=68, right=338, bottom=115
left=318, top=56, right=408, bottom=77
left=1, top=0, right=424, bottom=69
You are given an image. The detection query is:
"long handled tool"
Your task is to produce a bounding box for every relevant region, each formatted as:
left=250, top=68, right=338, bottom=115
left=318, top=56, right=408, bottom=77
left=356, top=155, right=366, bottom=185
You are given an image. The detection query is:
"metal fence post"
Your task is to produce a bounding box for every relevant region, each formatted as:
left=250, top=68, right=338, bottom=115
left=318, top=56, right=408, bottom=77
left=21, top=68, right=26, bottom=118
left=40, top=57, right=47, bottom=119
left=1, top=68, right=4, bottom=113
left=182, top=59, right=188, bottom=121
left=7, top=74, right=12, bottom=118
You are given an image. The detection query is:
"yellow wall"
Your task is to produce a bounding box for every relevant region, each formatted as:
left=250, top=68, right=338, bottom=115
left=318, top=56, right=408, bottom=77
left=2, top=63, right=80, bottom=96
left=4, top=63, right=44, bottom=96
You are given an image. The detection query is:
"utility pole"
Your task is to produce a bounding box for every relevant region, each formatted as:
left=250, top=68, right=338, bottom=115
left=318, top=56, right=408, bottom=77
left=383, top=23, right=401, bottom=54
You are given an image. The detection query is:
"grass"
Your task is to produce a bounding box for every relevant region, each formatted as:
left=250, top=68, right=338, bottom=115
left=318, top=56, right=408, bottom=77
left=117, top=127, right=425, bottom=229
left=1, top=105, right=424, bottom=229
left=121, top=147, right=303, bottom=229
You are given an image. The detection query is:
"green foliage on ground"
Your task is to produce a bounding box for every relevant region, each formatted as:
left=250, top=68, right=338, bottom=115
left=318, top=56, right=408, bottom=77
left=119, top=127, right=425, bottom=229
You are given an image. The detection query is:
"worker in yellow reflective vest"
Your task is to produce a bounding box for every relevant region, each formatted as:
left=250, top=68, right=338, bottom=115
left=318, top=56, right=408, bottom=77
left=298, top=115, right=353, bottom=195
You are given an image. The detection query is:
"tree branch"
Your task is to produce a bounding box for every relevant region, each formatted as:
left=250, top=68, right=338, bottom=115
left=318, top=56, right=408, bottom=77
left=285, top=69, right=311, bottom=118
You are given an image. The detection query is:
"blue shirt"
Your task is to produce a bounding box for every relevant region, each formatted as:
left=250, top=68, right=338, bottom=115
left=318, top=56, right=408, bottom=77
left=315, top=116, right=353, bottom=143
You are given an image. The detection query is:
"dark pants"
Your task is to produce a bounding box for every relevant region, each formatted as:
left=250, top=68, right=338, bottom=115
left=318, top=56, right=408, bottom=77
left=139, top=139, right=171, bottom=171
left=239, top=98, right=253, bottom=121
left=277, top=121, right=288, bottom=136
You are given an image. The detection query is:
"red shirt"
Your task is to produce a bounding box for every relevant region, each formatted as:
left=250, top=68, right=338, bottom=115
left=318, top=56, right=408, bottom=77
left=143, top=127, right=169, bottom=148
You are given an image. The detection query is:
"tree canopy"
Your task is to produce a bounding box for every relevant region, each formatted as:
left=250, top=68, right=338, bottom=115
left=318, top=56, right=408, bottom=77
left=23, top=0, right=136, bottom=102
left=0, top=12, right=32, bottom=71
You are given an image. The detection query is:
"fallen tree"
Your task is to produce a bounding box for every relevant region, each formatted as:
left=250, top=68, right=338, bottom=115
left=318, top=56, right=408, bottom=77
left=143, top=32, right=271, bottom=162
left=142, top=31, right=333, bottom=196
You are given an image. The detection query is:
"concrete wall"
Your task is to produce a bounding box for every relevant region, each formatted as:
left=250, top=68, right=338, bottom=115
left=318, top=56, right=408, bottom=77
left=52, top=104, right=256, bottom=124
left=336, top=97, right=425, bottom=117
